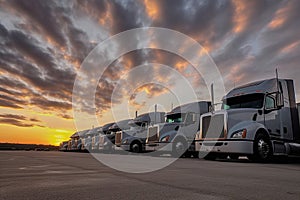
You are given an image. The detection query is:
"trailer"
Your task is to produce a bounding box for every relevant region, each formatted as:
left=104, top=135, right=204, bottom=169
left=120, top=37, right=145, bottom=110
left=145, top=101, right=210, bottom=157
left=195, top=77, right=300, bottom=161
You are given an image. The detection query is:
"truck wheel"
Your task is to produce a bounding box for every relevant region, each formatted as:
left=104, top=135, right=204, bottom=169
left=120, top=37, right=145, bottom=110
left=229, top=154, right=239, bottom=160
left=130, top=141, right=142, bottom=153
left=183, top=151, right=192, bottom=158
left=203, top=153, right=217, bottom=160
left=249, top=132, right=273, bottom=162
left=172, top=138, right=187, bottom=158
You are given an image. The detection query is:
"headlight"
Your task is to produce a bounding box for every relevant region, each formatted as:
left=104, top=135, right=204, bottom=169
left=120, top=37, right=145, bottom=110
left=161, top=135, right=170, bottom=142
left=231, top=129, right=247, bottom=139
left=122, top=139, right=129, bottom=144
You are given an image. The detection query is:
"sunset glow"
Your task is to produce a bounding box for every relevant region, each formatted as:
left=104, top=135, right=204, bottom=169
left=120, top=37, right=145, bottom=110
left=0, top=0, right=300, bottom=145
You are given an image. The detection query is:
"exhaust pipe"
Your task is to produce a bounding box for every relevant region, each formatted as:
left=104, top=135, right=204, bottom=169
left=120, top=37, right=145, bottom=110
left=211, top=83, right=215, bottom=112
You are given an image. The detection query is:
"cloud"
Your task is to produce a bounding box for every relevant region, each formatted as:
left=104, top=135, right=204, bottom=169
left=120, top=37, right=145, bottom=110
left=0, top=113, right=43, bottom=127
left=0, top=0, right=300, bottom=126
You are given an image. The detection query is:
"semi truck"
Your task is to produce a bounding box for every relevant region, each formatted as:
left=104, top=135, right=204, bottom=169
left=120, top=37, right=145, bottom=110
left=91, top=126, right=102, bottom=151
left=117, top=112, right=165, bottom=153
left=145, top=101, right=211, bottom=157
left=97, top=122, right=115, bottom=152
left=59, top=141, right=69, bottom=151
left=82, top=127, right=102, bottom=152
left=67, top=129, right=89, bottom=151
left=195, top=77, right=300, bottom=162
left=98, top=119, right=132, bottom=152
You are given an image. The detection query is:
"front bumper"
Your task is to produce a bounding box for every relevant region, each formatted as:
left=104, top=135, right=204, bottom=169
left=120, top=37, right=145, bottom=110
left=146, top=143, right=170, bottom=152
left=120, top=144, right=130, bottom=151
left=195, top=140, right=253, bottom=154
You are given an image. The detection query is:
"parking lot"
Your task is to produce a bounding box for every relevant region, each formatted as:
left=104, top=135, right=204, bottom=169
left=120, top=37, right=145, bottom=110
left=0, top=151, right=300, bottom=200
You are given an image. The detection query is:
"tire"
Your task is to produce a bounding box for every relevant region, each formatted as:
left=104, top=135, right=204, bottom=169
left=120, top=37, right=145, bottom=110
left=130, top=141, right=142, bottom=153
left=229, top=154, right=239, bottom=160
left=248, top=132, right=273, bottom=162
left=172, top=138, right=187, bottom=158
left=203, top=153, right=217, bottom=160
left=217, top=154, right=228, bottom=160
left=183, top=151, right=192, bottom=158
left=192, top=152, right=199, bottom=158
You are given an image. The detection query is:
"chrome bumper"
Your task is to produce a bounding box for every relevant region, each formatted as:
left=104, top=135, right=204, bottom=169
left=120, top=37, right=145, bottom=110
left=145, top=143, right=171, bottom=152
left=195, top=140, right=253, bottom=154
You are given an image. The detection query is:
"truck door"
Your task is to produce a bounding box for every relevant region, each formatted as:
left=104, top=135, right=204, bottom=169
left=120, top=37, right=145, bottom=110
left=264, top=93, right=281, bottom=138
left=183, top=112, right=198, bottom=140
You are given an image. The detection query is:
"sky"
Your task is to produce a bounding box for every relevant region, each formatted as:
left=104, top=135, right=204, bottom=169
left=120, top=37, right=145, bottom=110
left=0, top=0, right=300, bottom=145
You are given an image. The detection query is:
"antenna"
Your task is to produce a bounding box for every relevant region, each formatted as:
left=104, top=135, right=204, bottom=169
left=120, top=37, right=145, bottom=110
left=135, top=110, right=138, bottom=118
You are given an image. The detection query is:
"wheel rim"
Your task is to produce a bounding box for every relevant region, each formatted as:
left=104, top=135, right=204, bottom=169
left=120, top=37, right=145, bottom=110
left=257, top=139, right=270, bottom=159
left=132, top=144, right=140, bottom=153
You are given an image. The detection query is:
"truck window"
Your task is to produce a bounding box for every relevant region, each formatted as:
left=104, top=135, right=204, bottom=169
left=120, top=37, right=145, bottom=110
left=222, top=93, right=264, bottom=109
left=265, top=95, right=276, bottom=110
left=185, top=113, right=196, bottom=124
left=166, top=113, right=186, bottom=123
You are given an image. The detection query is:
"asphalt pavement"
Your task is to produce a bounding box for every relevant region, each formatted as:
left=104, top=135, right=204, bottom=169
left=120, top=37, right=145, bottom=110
left=0, top=151, right=300, bottom=200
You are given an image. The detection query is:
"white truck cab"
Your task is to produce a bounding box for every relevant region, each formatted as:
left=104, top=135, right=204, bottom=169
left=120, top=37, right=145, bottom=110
left=195, top=78, right=300, bottom=161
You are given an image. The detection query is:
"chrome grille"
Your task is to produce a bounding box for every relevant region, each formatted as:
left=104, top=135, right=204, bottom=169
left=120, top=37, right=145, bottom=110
left=146, top=126, right=159, bottom=144
left=201, top=114, right=225, bottom=139
left=115, top=131, right=122, bottom=146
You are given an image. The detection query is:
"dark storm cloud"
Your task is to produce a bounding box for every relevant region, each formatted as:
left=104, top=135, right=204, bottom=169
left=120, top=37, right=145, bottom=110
left=6, top=0, right=67, bottom=46
left=30, top=96, right=72, bottom=111
left=109, top=0, right=145, bottom=34
left=0, top=87, right=21, bottom=96
left=0, top=0, right=300, bottom=126
left=0, top=99, right=23, bottom=109
left=0, top=114, right=26, bottom=120
left=0, top=94, right=27, bottom=106
left=0, top=118, right=34, bottom=127
left=0, top=113, right=42, bottom=127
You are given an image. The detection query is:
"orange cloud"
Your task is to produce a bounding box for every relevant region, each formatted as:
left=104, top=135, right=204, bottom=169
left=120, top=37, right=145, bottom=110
left=281, top=41, right=300, bottom=54
left=268, top=3, right=291, bottom=30
left=143, top=0, right=160, bottom=20
left=232, top=0, right=250, bottom=33
left=98, top=2, right=113, bottom=28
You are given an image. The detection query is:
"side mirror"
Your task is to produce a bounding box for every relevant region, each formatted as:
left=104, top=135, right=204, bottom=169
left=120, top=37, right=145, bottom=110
left=276, top=92, right=284, bottom=108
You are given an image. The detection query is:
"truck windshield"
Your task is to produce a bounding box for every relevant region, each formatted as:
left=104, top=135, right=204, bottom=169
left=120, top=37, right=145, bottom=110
left=166, top=113, right=186, bottom=123
left=222, top=93, right=264, bottom=109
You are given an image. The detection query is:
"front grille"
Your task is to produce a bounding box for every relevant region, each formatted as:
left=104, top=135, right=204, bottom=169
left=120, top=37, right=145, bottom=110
left=115, top=131, right=122, bottom=146
left=146, top=126, right=159, bottom=144
left=201, top=114, right=225, bottom=139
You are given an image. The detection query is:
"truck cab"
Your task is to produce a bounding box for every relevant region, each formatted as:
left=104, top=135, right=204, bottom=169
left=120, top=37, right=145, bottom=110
left=195, top=78, right=300, bottom=161
left=117, top=112, right=165, bottom=153
left=91, top=126, right=102, bottom=152
left=97, top=122, right=115, bottom=152
left=82, top=127, right=101, bottom=152
left=68, top=129, right=89, bottom=151
left=100, top=119, right=132, bottom=152
left=145, top=101, right=210, bottom=157
left=59, top=141, right=69, bottom=151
